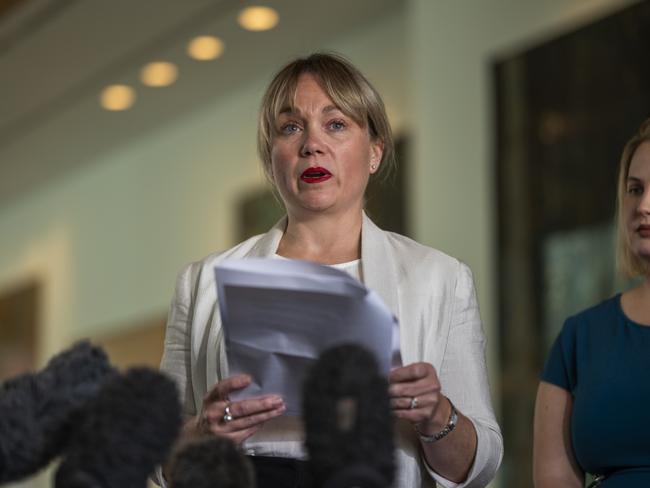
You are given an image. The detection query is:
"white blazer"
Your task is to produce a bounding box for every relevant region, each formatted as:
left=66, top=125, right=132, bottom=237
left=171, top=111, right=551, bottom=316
left=160, top=213, right=502, bottom=487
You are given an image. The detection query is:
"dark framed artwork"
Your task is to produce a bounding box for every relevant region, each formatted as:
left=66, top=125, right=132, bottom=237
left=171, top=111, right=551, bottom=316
left=494, top=2, right=650, bottom=486
left=365, top=136, right=409, bottom=236
left=237, top=136, right=409, bottom=242
left=93, top=314, right=167, bottom=370
left=237, top=186, right=285, bottom=242
left=0, top=280, right=40, bottom=381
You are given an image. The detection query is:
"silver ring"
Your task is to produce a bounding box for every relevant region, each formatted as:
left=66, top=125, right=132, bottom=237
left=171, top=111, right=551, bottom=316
left=222, top=405, right=234, bottom=423
left=409, top=396, right=419, bottom=410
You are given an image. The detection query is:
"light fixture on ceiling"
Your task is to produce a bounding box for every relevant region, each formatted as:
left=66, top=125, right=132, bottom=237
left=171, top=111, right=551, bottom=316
left=100, top=84, right=136, bottom=111
left=140, top=61, right=178, bottom=87
left=187, top=36, right=225, bottom=61
left=237, top=6, right=279, bottom=32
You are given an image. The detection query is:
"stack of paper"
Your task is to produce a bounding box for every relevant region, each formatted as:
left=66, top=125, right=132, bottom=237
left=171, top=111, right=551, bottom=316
left=215, top=258, right=399, bottom=415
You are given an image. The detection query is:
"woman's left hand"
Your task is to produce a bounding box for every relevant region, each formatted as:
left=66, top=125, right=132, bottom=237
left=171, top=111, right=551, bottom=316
left=388, top=362, right=450, bottom=431
left=390, top=362, right=477, bottom=483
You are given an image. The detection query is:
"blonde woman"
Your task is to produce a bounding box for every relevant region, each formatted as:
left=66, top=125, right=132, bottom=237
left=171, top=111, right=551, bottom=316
left=160, top=53, right=502, bottom=488
left=534, top=119, right=650, bottom=487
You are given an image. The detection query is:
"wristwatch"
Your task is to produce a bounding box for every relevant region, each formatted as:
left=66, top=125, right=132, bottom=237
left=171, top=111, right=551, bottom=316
left=415, top=400, right=458, bottom=443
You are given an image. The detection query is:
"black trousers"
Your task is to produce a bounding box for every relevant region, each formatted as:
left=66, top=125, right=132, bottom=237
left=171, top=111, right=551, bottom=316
left=247, top=456, right=311, bottom=488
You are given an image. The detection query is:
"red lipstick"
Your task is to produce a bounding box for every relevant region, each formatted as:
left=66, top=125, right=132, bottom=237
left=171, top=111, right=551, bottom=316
left=300, top=166, right=332, bottom=184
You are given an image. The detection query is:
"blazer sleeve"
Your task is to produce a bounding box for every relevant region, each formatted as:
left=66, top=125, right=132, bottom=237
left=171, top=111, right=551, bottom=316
left=160, top=263, right=199, bottom=420
left=430, top=262, right=503, bottom=488
left=153, top=264, right=200, bottom=487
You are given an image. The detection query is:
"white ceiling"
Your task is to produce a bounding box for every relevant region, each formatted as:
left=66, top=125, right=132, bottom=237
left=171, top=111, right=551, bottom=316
left=0, top=0, right=401, bottom=209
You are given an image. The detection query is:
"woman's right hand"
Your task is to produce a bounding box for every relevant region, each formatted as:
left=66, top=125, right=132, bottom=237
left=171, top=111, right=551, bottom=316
left=193, top=374, right=285, bottom=445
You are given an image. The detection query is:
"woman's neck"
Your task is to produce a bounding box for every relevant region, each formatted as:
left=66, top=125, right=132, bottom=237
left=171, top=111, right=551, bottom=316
left=621, top=275, right=650, bottom=325
left=277, top=210, right=363, bottom=265
left=640, top=276, right=650, bottom=305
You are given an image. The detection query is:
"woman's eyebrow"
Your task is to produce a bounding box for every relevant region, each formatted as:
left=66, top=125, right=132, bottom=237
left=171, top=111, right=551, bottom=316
left=278, top=105, right=341, bottom=116
left=278, top=107, right=297, bottom=116
left=322, top=105, right=340, bottom=114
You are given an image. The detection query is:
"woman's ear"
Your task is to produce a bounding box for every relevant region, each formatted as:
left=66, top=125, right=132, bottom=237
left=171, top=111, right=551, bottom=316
left=369, top=140, right=384, bottom=174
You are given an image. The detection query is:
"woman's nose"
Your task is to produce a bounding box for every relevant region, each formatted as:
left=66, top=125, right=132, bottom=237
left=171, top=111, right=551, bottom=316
left=300, top=129, right=325, bottom=157
left=640, top=188, right=650, bottom=215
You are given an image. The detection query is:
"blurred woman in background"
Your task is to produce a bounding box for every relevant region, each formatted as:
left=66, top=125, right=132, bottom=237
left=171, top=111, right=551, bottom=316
left=534, top=119, right=650, bottom=487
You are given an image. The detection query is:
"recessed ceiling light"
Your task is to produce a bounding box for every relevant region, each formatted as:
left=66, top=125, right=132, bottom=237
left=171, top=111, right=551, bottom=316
left=140, top=61, right=178, bottom=87
left=237, top=6, right=279, bottom=32
left=187, top=36, right=225, bottom=61
left=100, top=84, right=136, bottom=111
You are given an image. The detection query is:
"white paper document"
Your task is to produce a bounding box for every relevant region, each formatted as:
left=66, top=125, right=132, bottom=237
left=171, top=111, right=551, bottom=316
left=215, top=258, right=400, bottom=415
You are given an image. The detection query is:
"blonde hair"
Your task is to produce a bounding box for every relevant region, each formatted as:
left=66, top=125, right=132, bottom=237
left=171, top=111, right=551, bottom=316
left=616, top=118, right=650, bottom=277
left=257, top=52, right=394, bottom=182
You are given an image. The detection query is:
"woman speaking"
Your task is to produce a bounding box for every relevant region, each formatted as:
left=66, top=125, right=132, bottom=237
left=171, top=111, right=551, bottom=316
left=160, top=53, right=502, bottom=488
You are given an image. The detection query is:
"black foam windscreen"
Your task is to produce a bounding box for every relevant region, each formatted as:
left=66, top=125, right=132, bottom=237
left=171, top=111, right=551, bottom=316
left=169, top=435, right=256, bottom=488
left=302, top=344, right=395, bottom=488
left=54, top=367, right=182, bottom=488
left=0, top=341, right=116, bottom=483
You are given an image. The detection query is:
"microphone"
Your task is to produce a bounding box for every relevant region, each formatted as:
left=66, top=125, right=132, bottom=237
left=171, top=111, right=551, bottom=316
left=0, top=341, right=116, bottom=483
left=168, top=435, right=256, bottom=488
left=302, top=344, right=395, bottom=488
left=55, top=367, right=182, bottom=488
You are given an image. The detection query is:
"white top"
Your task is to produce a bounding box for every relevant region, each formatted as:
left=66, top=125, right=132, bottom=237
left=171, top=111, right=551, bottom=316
left=273, top=253, right=363, bottom=282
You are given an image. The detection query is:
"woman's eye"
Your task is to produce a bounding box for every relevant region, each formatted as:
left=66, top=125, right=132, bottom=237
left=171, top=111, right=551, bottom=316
left=280, top=123, right=300, bottom=134
left=328, top=120, right=346, bottom=131
left=627, top=186, right=643, bottom=195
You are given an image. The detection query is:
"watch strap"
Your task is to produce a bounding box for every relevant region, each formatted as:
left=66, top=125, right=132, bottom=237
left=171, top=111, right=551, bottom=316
left=415, top=400, right=458, bottom=443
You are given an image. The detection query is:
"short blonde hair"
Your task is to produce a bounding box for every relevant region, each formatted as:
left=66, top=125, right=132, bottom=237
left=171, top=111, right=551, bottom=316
left=257, top=52, right=394, bottom=182
left=616, top=118, right=650, bottom=277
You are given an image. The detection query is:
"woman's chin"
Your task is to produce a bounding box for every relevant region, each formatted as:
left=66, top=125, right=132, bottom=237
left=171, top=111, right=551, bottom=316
left=290, top=196, right=340, bottom=215
left=632, top=241, right=650, bottom=261
left=637, top=250, right=650, bottom=264
left=298, top=202, right=337, bottom=215
left=283, top=188, right=363, bottom=218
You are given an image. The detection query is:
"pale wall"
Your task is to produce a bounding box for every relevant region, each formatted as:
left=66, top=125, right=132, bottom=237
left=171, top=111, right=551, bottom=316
left=0, top=10, right=408, bottom=357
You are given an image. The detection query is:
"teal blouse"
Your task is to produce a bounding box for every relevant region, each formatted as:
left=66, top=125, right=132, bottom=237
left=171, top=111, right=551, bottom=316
left=541, top=295, right=650, bottom=487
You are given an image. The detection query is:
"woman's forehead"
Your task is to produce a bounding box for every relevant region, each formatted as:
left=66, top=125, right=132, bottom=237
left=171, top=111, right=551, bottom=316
left=278, top=75, right=331, bottom=109
left=275, top=89, right=364, bottom=127
left=630, top=142, right=650, bottom=177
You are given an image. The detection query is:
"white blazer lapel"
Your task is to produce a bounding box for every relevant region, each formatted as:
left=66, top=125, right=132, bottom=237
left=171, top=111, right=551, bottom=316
left=361, top=212, right=400, bottom=319
left=204, top=217, right=287, bottom=392
left=245, top=216, right=287, bottom=258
